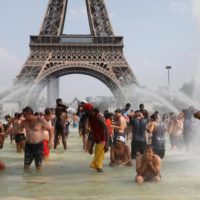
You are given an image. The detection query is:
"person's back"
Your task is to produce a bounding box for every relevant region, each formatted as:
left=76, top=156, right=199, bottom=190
left=131, top=112, right=146, bottom=158
left=152, top=122, right=166, bottom=159
left=54, top=99, right=68, bottom=150
left=132, top=118, right=146, bottom=142
left=83, top=104, right=108, bottom=172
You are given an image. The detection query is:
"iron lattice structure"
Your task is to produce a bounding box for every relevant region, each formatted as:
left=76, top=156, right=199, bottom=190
left=3, top=0, right=138, bottom=107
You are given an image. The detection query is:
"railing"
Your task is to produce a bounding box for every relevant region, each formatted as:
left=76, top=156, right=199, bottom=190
left=30, top=35, right=123, bottom=45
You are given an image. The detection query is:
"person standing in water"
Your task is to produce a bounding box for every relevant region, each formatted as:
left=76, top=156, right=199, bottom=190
left=112, top=109, right=127, bottom=144
left=8, top=106, right=54, bottom=170
left=147, top=114, right=166, bottom=159
left=54, top=98, right=68, bottom=150
left=43, top=108, right=54, bottom=160
left=83, top=104, right=108, bottom=173
left=9, top=113, right=26, bottom=152
left=130, top=111, right=147, bottom=159
left=77, top=101, right=88, bottom=150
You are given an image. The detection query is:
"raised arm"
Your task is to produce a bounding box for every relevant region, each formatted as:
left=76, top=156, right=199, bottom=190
left=136, top=156, right=148, bottom=176
left=148, top=155, right=161, bottom=175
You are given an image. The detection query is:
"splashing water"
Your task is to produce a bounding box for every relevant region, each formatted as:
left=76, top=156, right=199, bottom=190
left=122, top=85, right=180, bottom=114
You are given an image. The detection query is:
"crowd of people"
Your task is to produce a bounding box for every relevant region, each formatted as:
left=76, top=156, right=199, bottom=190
left=0, top=99, right=200, bottom=184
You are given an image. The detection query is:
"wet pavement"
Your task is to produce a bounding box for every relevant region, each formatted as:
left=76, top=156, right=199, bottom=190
left=1, top=129, right=200, bottom=200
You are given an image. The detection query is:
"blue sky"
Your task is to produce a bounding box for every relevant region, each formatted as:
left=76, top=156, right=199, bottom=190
left=0, top=0, right=199, bottom=102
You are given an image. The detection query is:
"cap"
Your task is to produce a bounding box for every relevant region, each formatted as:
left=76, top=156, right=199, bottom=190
left=81, top=100, right=87, bottom=104
left=116, top=136, right=126, bottom=143
left=82, top=103, right=94, bottom=111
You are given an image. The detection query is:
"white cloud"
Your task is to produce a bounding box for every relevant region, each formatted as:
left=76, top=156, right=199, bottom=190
left=169, top=0, right=188, bottom=14
left=0, top=47, right=22, bottom=90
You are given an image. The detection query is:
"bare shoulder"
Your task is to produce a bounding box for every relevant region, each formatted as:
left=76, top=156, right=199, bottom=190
left=36, top=117, right=49, bottom=127
left=124, top=144, right=130, bottom=151
left=153, top=154, right=161, bottom=164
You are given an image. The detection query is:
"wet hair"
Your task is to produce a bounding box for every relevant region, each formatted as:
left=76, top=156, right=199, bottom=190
left=56, top=98, right=62, bottom=104
left=17, top=113, right=23, bottom=119
left=22, top=106, right=34, bottom=114
left=34, top=112, right=40, bottom=116
left=150, top=114, right=157, bottom=121
left=125, top=103, right=131, bottom=107
left=104, top=110, right=111, bottom=119
left=145, top=144, right=153, bottom=151
left=94, top=108, right=99, bottom=113
left=139, top=103, right=144, bottom=108
left=5, top=115, right=11, bottom=121
left=115, top=108, right=121, bottom=113
left=162, top=113, right=168, bottom=121
left=45, top=108, right=53, bottom=116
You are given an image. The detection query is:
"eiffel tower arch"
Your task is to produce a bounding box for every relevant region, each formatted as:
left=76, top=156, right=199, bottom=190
left=2, top=0, right=138, bottom=108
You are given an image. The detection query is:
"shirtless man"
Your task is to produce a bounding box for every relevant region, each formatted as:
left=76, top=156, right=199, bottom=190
left=8, top=106, right=53, bottom=170
left=135, top=145, right=161, bottom=184
left=9, top=113, right=26, bottom=152
left=54, top=98, right=68, bottom=150
left=43, top=108, right=54, bottom=160
left=112, top=109, right=127, bottom=143
left=109, top=136, right=132, bottom=167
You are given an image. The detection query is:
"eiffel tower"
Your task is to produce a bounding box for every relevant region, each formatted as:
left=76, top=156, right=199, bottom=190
left=1, top=0, right=138, bottom=108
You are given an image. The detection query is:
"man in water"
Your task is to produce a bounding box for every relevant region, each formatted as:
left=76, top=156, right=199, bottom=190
left=9, top=113, right=26, bottom=152
left=109, top=136, right=132, bottom=167
left=137, top=103, right=149, bottom=120
left=77, top=100, right=88, bottom=150
left=54, top=98, right=68, bottom=150
left=135, top=145, right=161, bottom=184
left=130, top=111, right=147, bottom=159
left=121, top=103, right=132, bottom=140
left=83, top=103, right=108, bottom=173
left=43, top=108, right=54, bottom=160
left=112, top=109, right=127, bottom=143
left=8, top=106, right=54, bottom=170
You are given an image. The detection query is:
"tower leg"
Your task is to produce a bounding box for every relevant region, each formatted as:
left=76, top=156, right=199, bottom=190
left=47, top=78, right=60, bottom=107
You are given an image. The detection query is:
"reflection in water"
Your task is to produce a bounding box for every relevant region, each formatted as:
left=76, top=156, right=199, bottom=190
left=1, top=128, right=200, bottom=200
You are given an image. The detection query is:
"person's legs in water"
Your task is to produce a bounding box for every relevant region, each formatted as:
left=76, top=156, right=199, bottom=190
left=34, top=141, right=44, bottom=170
left=90, top=143, right=105, bottom=172
left=24, top=143, right=34, bottom=169
left=61, top=130, right=67, bottom=150
left=54, top=130, right=60, bottom=149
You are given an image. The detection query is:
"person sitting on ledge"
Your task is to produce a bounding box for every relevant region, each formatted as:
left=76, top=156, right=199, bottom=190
left=135, top=145, right=161, bottom=184
left=109, top=136, right=132, bottom=167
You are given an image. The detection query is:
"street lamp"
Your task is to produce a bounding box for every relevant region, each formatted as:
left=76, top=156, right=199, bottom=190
left=165, top=65, right=172, bottom=88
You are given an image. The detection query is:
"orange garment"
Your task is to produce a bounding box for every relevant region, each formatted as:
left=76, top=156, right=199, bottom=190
left=43, top=139, right=50, bottom=158
left=105, top=119, right=113, bottom=136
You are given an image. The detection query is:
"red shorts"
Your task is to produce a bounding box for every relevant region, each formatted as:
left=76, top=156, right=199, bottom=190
left=0, top=160, right=5, bottom=169
left=43, top=140, right=50, bottom=158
